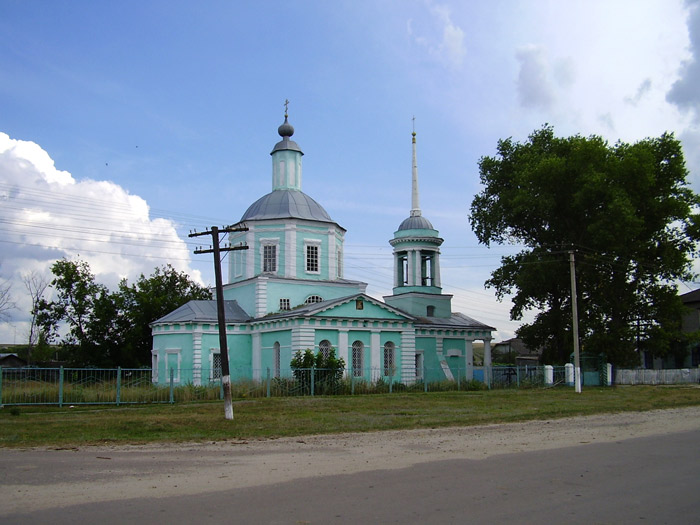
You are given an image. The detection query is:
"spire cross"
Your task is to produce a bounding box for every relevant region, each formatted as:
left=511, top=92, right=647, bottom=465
left=412, top=115, right=415, bottom=133
left=284, top=99, right=290, bottom=117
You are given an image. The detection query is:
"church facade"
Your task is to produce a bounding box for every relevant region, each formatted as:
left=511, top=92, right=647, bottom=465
left=151, top=113, right=494, bottom=386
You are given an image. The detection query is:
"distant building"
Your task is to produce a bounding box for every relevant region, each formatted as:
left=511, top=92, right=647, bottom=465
left=0, top=353, right=27, bottom=368
left=640, top=289, right=700, bottom=369
left=491, top=337, right=542, bottom=366
left=151, top=112, right=495, bottom=385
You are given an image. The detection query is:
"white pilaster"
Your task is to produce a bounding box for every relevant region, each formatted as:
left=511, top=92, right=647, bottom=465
left=245, top=227, right=255, bottom=279
left=252, top=332, right=261, bottom=381
left=328, top=226, right=337, bottom=280
left=192, top=329, right=202, bottom=386
left=433, top=249, right=441, bottom=287
left=414, top=250, right=421, bottom=286
left=370, top=330, right=381, bottom=379
left=285, top=223, right=296, bottom=277
left=255, top=276, right=268, bottom=317
left=292, top=323, right=316, bottom=354
left=464, top=339, right=474, bottom=380
left=338, top=329, right=349, bottom=373
left=400, top=329, right=416, bottom=383
left=483, top=339, right=492, bottom=386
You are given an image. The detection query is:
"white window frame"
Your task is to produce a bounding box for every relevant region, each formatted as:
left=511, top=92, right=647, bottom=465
left=415, top=351, right=424, bottom=380
left=305, top=295, right=323, bottom=305
left=210, top=349, right=221, bottom=381
left=383, top=342, right=395, bottom=376
left=165, top=349, right=181, bottom=384
left=304, top=241, right=321, bottom=274
left=260, top=239, right=279, bottom=274
left=274, top=342, right=281, bottom=378
left=233, top=250, right=243, bottom=278
left=279, top=298, right=291, bottom=311
left=151, top=350, right=159, bottom=383
left=337, top=248, right=343, bottom=278
left=352, top=340, right=364, bottom=377
left=319, top=339, right=332, bottom=360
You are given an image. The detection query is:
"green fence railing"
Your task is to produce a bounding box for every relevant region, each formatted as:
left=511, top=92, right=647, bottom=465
left=0, top=365, right=573, bottom=407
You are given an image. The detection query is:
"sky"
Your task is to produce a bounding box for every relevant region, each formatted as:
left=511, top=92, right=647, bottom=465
left=1, top=0, right=699, bottom=345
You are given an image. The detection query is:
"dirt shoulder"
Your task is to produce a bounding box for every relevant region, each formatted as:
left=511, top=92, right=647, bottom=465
left=2, top=406, right=700, bottom=515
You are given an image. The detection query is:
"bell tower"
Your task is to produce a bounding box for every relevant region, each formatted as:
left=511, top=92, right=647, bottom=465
left=384, top=124, right=452, bottom=318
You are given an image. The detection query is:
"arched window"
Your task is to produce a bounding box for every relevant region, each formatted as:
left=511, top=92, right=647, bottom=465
left=319, top=339, right=332, bottom=360
left=352, top=340, right=364, bottom=377
left=383, top=341, right=395, bottom=376
left=273, top=342, right=281, bottom=378
left=305, top=295, right=323, bottom=305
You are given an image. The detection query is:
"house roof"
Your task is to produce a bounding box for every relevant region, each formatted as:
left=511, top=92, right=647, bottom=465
left=492, top=337, right=541, bottom=356
left=413, top=312, right=496, bottom=331
left=152, top=300, right=251, bottom=325
left=681, top=288, right=700, bottom=306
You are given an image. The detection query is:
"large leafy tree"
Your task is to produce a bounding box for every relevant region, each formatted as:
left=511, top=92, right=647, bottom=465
left=470, top=126, right=699, bottom=366
left=118, top=264, right=212, bottom=366
left=36, top=259, right=127, bottom=366
left=37, top=260, right=211, bottom=367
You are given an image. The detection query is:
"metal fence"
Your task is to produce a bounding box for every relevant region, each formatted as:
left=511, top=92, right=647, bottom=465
left=0, top=365, right=571, bottom=406
left=614, top=368, right=700, bottom=385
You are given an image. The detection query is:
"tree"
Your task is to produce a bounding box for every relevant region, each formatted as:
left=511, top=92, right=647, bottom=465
left=22, top=270, right=49, bottom=364
left=36, top=259, right=212, bottom=367
left=0, top=266, right=16, bottom=322
left=291, top=348, right=346, bottom=394
left=118, top=264, right=212, bottom=367
left=470, top=126, right=700, bottom=366
left=36, top=258, right=125, bottom=366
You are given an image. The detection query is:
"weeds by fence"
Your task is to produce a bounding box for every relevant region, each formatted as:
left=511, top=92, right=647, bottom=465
left=0, top=365, right=570, bottom=407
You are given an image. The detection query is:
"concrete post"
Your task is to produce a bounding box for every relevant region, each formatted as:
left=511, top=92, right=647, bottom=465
left=544, top=365, right=554, bottom=386
left=565, top=363, right=574, bottom=386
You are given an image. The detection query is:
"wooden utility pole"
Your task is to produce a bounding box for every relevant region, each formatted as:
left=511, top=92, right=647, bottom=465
left=190, top=225, right=248, bottom=419
left=569, top=250, right=582, bottom=394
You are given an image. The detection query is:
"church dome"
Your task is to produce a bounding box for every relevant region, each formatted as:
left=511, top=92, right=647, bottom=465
left=240, top=189, right=333, bottom=222
left=397, top=215, right=434, bottom=231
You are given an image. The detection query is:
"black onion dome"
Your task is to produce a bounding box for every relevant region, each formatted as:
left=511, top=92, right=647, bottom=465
left=271, top=115, right=302, bottom=154
left=278, top=116, right=294, bottom=138
left=240, top=189, right=332, bottom=222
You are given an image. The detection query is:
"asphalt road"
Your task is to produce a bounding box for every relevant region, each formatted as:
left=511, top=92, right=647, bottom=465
left=2, top=429, right=699, bottom=524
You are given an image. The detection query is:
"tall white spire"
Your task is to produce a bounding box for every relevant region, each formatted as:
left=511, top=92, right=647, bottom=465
left=410, top=117, right=421, bottom=217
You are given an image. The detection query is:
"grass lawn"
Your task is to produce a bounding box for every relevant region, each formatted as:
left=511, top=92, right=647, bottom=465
left=1, top=385, right=699, bottom=448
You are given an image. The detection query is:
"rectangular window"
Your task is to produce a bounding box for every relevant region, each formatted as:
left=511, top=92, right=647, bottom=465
left=352, top=342, right=363, bottom=377
left=212, top=352, right=222, bottom=380
left=384, top=344, right=395, bottom=376
left=279, top=298, right=290, bottom=311
left=151, top=351, right=159, bottom=383
left=233, top=250, right=243, bottom=278
left=306, top=244, right=319, bottom=273
left=166, top=350, right=181, bottom=383
left=415, top=353, right=424, bottom=380
left=337, top=248, right=343, bottom=278
left=274, top=344, right=281, bottom=378
left=263, top=244, right=277, bottom=273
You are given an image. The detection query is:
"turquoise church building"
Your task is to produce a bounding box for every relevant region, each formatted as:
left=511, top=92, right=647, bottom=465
left=150, top=112, right=495, bottom=386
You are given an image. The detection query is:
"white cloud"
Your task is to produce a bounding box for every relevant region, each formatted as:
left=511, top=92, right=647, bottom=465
left=667, top=0, right=700, bottom=121
left=515, top=45, right=556, bottom=111
left=0, top=132, right=203, bottom=343
left=625, top=78, right=653, bottom=106
left=408, top=2, right=466, bottom=70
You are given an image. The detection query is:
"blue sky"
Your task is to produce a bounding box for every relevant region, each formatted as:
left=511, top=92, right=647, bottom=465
left=1, top=0, right=699, bottom=344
